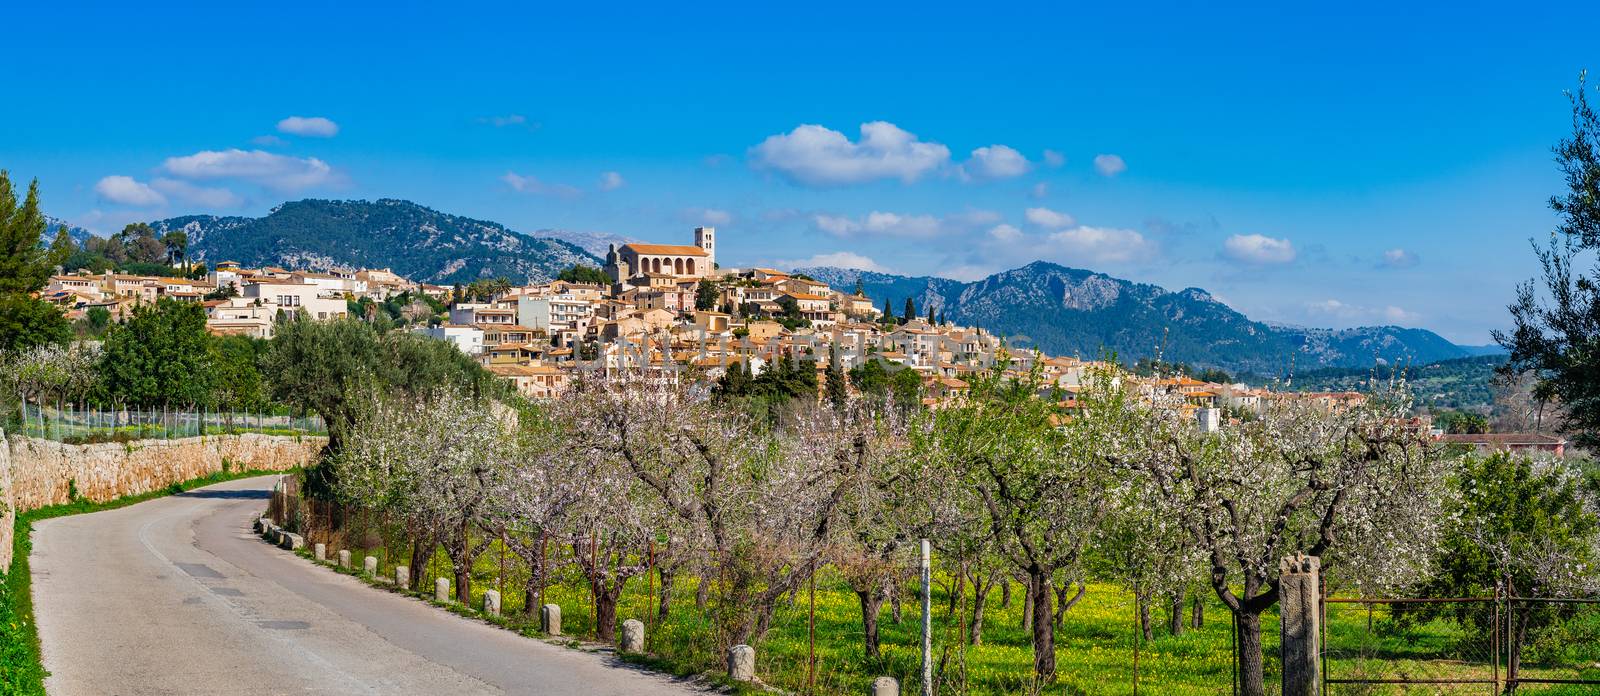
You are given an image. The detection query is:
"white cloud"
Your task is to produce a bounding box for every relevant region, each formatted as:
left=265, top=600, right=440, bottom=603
left=961, top=144, right=1030, bottom=180
left=749, top=121, right=951, bottom=186
left=276, top=116, right=339, bottom=138
left=987, top=224, right=1023, bottom=241
left=1029, top=182, right=1049, bottom=199
left=814, top=211, right=943, bottom=238
left=1042, top=149, right=1066, bottom=168
left=1025, top=206, right=1076, bottom=229
left=1223, top=233, right=1296, bottom=265
left=94, top=175, right=166, bottom=207
left=251, top=134, right=286, bottom=147
left=1045, top=226, right=1156, bottom=264
left=150, top=178, right=243, bottom=208
left=162, top=149, right=336, bottom=191
left=1379, top=248, right=1419, bottom=268
left=683, top=207, right=732, bottom=225
left=1304, top=299, right=1421, bottom=326
left=598, top=171, right=626, bottom=191
left=1093, top=153, right=1127, bottom=177
left=501, top=171, right=582, bottom=199
left=778, top=251, right=891, bottom=273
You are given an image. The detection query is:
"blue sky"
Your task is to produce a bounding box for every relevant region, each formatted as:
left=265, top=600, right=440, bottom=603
left=3, top=2, right=1596, bottom=344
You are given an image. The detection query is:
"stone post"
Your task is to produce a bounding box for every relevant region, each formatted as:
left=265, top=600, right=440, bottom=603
left=337, top=549, right=351, bottom=569
left=620, top=619, right=645, bottom=653
left=540, top=603, right=562, bottom=635
left=314, top=543, right=326, bottom=562
left=483, top=590, right=501, bottom=617
left=395, top=565, right=410, bottom=589
left=1280, top=553, right=1321, bottom=696
left=363, top=555, right=377, bottom=576
left=435, top=577, right=451, bottom=602
left=727, top=644, right=755, bottom=682
left=871, top=676, right=900, bottom=696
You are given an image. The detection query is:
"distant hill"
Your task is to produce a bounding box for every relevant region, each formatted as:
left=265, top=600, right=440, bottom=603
left=44, top=216, right=97, bottom=246
left=1248, top=354, right=1508, bottom=412
left=800, top=261, right=1474, bottom=373
left=147, top=199, right=601, bottom=285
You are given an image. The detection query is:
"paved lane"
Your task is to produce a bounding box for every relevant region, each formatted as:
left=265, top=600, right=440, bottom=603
left=31, top=475, right=704, bottom=695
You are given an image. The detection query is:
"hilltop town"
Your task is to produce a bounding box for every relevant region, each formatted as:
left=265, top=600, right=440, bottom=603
left=41, top=224, right=1491, bottom=441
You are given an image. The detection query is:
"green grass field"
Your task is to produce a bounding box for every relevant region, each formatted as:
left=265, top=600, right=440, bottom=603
left=320, top=529, right=1600, bottom=696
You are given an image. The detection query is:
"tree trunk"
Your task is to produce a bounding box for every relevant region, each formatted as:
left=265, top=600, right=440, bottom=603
left=1139, top=597, right=1153, bottom=641
left=855, top=588, right=885, bottom=660
left=1021, top=580, right=1033, bottom=631
left=948, top=561, right=967, bottom=616
left=1191, top=595, right=1204, bottom=629
left=1028, top=569, right=1056, bottom=685
left=1000, top=579, right=1011, bottom=609
left=1168, top=592, right=1185, bottom=637
left=410, top=538, right=430, bottom=590
left=454, top=563, right=472, bottom=604
left=890, top=577, right=902, bottom=623
left=595, top=584, right=620, bottom=642
left=695, top=571, right=710, bottom=609
left=658, top=568, right=675, bottom=622
left=1236, top=610, right=1266, bottom=696
left=969, top=581, right=990, bottom=645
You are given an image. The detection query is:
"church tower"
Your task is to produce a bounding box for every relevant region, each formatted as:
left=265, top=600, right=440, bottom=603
left=694, top=226, right=716, bottom=273
left=604, top=243, right=630, bottom=285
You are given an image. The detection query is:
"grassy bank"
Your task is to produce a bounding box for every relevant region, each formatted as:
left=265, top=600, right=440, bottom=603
left=0, top=467, right=298, bottom=695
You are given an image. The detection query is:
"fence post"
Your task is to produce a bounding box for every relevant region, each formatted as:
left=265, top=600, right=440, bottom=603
left=1279, top=553, right=1321, bottom=696
left=920, top=538, right=932, bottom=696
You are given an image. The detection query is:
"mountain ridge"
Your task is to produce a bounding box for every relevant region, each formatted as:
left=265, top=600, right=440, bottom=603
left=145, top=199, right=600, bottom=285
left=798, top=261, right=1472, bottom=373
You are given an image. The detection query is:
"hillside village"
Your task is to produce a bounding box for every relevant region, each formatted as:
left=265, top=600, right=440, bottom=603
left=42, top=224, right=1538, bottom=446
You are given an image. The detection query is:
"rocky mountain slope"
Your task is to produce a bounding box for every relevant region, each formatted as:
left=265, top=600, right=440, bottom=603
left=148, top=199, right=600, bottom=285
left=800, top=261, right=1472, bottom=373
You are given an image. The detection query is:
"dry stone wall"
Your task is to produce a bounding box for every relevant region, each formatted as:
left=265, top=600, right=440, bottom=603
left=0, top=429, right=13, bottom=572
left=5, top=433, right=324, bottom=514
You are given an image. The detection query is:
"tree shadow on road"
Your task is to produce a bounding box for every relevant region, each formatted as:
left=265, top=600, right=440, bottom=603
left=177, top=489, right=270, bottom=500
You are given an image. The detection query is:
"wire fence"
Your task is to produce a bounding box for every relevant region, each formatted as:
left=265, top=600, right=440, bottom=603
left=11, top=402, right=327, bottom=443
left=1322, top=592, right=1600, bottom=695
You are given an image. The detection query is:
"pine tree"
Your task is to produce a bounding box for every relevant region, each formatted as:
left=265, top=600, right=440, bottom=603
left=826, top=345, right=848, bottom=413
left=0, top=172, right=50, bottom=294
left=46, top=225, right=76, bottom=271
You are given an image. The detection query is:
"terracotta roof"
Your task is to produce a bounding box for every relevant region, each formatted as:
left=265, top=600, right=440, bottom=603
left=623, top=243, right=709, bottom=257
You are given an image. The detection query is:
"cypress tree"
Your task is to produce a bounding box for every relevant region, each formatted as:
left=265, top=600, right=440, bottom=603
left=903, top=297, right=916, bottom=325
left=882, top=297, right=894, bottom=322
left=826, top=345, right=848, bottom=413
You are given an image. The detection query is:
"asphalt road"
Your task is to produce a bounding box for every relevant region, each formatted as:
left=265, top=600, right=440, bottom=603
left=31, top=475, right=707, bottom=695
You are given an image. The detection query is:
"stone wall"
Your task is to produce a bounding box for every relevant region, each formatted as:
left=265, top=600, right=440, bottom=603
left=0, top=429, right=12, bottom=572
left=5, top=433, right=325, bottom=515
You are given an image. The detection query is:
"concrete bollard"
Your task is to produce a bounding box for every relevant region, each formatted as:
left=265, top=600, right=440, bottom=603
left=435, top=577, right=451, bottom=602
left=727, top=644, right=755, bottom=682
left=620, top=619, right=645, bottom=653
left=363, top=556, right=377, bottom=576
left=254, top=517, right=269, bottom=533
left=280, top=532, right=304, bottom=551
left=540, top=603, right=561, bottom=635
left=871, top=676, right=899, bottom=696
left=395, top=566, right=410, bottom=589
left=337, top=549, right=351, bottom=569
left=483, top=590, right=501, bottom=617
left=314, top=543, right=326, bottom=562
